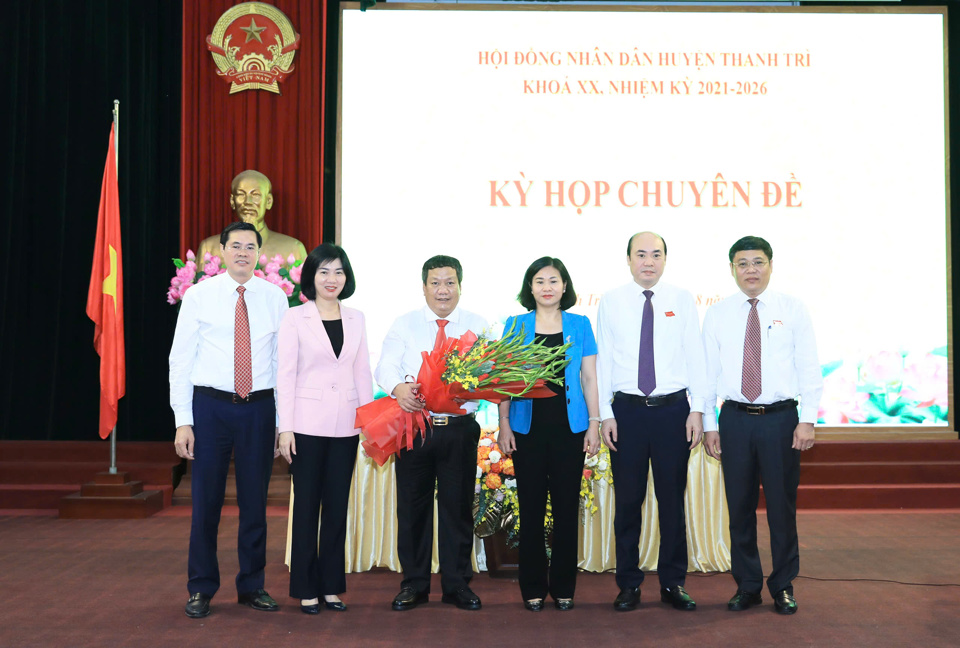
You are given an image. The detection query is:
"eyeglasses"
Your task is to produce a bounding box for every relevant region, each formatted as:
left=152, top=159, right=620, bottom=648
left=735, top=260, right=769, bottom=270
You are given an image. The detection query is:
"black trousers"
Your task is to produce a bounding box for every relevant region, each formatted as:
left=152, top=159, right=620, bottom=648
left=394, top=417, right=481, bottom=595
left=288, top=433, right=359, bottom=599
left=609, top=395, right=690, bottom=589
left=513, top=425, right=585, bottom=601
left=719, top=404, right=801, bottom=596
left=188, top=390, right=275, bottom=597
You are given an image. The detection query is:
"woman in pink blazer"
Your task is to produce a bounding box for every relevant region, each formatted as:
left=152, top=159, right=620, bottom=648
left=278, top=243, right=374, bottom=614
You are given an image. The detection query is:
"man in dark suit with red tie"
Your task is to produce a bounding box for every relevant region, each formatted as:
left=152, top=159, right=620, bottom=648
left=702, top=235, right=823, bottom=615
left=170, top=221, right=289, bottom=618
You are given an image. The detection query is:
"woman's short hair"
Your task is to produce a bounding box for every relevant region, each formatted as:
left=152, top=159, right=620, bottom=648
left=300, top=243, right=356, bottom=301
left=517, top=256, right=577, bottom=311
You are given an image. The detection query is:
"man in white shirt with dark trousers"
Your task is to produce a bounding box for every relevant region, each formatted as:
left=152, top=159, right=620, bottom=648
left=597, top=231, right=707, bottom=612
left=170, top=221, right=289, bottom=619
left=701, top=235, right=822, bottom=615
left=376, top=255, right=488, bottom=612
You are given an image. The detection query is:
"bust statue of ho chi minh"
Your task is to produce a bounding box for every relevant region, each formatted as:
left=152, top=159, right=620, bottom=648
left=197, top=170, right=308, bottom=265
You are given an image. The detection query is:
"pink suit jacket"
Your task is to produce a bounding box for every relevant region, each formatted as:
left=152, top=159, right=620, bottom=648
left=277, top=303, right=374, bottom=437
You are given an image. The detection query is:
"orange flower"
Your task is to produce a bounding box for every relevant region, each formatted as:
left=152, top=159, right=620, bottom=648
left=485, top=473, right=502, bottom=490
left=480, top=460, right=492, bottom=473
left=583, top=469, right=593, bottom=480
left=502, top=458, right=515, bottom=476
left=477, top=446, right=492, bottom=461
left=489, top=461, right=503, bottom=474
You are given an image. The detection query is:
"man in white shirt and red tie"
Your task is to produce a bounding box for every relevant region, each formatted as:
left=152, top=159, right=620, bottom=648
left=597, top=231, right=707, bottom=612
left=170, top=221, right=289, bottom=619
left=701, top=235, right=823, bottom=615
left=375, top=255, right=488, bottom=612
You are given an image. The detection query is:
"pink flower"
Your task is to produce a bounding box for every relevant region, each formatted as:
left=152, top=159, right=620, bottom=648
left=289, top=264, right=302, bottom=284
left=203, top=260, right=220, bottom=276
left=166, top=288, right=178, bottom=304
left=860, top=351, right=903, bottom=388
left=175, top=263, right=196, bottom=283
left=287, top=254, right=296, bottom=265
left=254, top=269, right=266, bottom=279
left=818, top=371, right=869, bottom=424
left=900, top=353, right=948, bottom=409
left=298, top=293, right=309, bottom=303
left=265, top=273, right=283, bottom=287
left=203, top=252, right=212, bottom=262
left=271, top=254, right=285, bottom=265
left=259, top=254, right=268, bottom=267
left=186, top=249, right=196, bottom=262
left=180, top=283, right=194, bottom=298
left=278, top=278, right=295, bottom=296
left=265, top=261, right=281, bottom=275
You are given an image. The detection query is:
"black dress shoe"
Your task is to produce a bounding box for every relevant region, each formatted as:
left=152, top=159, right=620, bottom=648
left=660, top=586, right=696, bottom=611
left=554, top=598, right=575, bottom=611
left=237, top=589, right=279, bottom=612
left=613, top=586, right=641, bottom=611
left=324, top=599, right=347, bottom=612
left=300, top=602, right=320, bottom=615
left=727, top=590, right=763, bottom=611
left=392, top=587, right=429, bottom=611
left=774, top=589, right=798, bottom=615
left=185, top=593, right=211, bottom=618
left=441, top=586, right=482, bottom=610
left=524, top=598, right=544, bottom=611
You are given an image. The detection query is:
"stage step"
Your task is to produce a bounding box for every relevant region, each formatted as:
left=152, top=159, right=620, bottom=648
left=172, top=456, right=291, bottom=507
left=801, top=461, right=960, bottom=485
left=0, top=461, right=177, bottom=485
left=60, top=490, right=165, bottom=519
left=0, top=441, right=180, bottom=515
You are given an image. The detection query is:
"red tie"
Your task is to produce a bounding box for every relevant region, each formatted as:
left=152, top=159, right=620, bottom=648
left=435, top=319, right=448, bottom=346
left=741, top=298, right=761, bottom=402
left=235, top=286, right=252, bottom=398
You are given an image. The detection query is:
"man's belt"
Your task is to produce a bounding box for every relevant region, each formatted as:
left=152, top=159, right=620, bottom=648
left=430, top=413, right=477, bottom=427
left=195, top=386, right=273, bottom=404
left=723, top=399, right=798, bottom=415
left=614, top=389, right=687, bottom=407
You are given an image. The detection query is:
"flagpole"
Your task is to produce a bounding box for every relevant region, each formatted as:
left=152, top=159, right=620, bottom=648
left=109, top=99, right=120, bottom=475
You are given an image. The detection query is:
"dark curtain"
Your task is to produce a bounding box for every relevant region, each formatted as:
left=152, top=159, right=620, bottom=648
left=179, top=0, right=325, bottom=257
left=2, top=0, right=181, bottom=441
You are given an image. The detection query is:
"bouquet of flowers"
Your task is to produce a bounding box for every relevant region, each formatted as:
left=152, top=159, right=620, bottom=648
left=167, top=250, right=306, bottom=308
left=580, top=445, right=613, bottom=516
left=356, top=323, right=570, bottom=466
left=474, top=430, right=521, bottom=541
left=474, top=428, right=613, bottom=548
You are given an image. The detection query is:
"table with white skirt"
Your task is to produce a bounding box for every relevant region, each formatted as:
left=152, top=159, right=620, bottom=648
left=284, top=444, right=731, bottom=574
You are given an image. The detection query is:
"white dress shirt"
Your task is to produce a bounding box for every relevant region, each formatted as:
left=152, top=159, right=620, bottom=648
left=701, top=289, right=823, bottom=432
left=169, top=273, right=289, bottom=427
left=375, top=305, right=489, bottom=416
left=597, top=281, right=708, bottom=420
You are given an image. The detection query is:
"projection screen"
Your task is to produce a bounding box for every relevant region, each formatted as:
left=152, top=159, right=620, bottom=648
left=338, top=4, right=950, bottom=435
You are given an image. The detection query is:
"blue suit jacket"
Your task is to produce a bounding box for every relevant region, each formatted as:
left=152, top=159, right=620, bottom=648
left=504, top=310, right=597, bottom=434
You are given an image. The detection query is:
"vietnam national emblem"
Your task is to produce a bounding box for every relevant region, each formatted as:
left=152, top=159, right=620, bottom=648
left=206, top=2, right=301, bottom=95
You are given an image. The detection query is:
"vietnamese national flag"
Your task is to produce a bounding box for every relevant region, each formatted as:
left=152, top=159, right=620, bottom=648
left=85, top=124, right=126, bottom=439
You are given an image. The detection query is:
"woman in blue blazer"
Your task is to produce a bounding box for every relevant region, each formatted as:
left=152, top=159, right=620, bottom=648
left=498, top=256, right=601, bottom=611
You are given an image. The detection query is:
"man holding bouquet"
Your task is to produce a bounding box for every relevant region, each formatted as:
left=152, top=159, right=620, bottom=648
left=375, top=255, right=488, bottom=611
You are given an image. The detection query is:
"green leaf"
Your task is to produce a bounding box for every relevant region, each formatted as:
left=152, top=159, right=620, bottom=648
left=172, top=258, right=185, bottom=268
left=821, top=360, right=842, bottom=378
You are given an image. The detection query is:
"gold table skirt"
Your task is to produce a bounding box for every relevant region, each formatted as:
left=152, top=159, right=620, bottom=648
left=284, top=445, right=731, bottom=573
